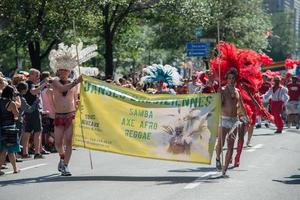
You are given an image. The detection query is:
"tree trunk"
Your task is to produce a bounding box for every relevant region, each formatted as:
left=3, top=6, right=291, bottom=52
left=15, top=42, right=19, bottom=69
left=28, top=41, right=41, bottom=71
left=104, top=24, right=114, bottom=79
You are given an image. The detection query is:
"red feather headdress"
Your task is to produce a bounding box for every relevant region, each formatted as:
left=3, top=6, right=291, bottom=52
left=210, top=41, right=274, bottom=123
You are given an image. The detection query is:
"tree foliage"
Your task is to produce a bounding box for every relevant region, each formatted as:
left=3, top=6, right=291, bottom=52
left=0, top=0, right=275, bottom=77
left=266, top=10, right=297, bottom=61
left=207, top=0, right=272, bottom=51
left=0, top=0, right=85, bottom=71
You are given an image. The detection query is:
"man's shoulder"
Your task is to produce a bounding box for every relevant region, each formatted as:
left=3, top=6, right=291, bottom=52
left=281, top=85, right=288, bottom=91
left=52, top=77, right=60, bottom=82
left=264, top=82, right=272, bottom=86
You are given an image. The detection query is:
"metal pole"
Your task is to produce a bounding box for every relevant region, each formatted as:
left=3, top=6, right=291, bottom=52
left=73, top=20, right=93, bottom=170
left=217, top=21, right=224, bottom=173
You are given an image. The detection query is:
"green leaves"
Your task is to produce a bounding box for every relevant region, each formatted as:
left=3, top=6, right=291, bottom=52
left=0, top=0, right=279, bottom=75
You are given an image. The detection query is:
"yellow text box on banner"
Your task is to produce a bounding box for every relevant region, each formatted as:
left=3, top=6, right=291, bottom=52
left=73, top=75, right=220, bottom=164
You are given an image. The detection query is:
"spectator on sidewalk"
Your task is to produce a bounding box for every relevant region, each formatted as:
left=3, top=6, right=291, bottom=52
left=21, top=68, right=48, bottom=159
left=0, top=85, right=20, bottom=175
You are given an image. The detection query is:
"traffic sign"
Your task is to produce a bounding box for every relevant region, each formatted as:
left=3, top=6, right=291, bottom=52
left=187, top=50, right=209, bottom=57
left=296, top=66, right=300, bottom=76
left=186, top=42, right=210, bottom=57
left=187, top=42, right=210, bottom=50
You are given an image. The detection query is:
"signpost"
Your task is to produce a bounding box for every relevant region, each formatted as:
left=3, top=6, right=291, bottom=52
left=186, top=42, right=210, bottom=57
left=296, top=65, right=300, bottom=76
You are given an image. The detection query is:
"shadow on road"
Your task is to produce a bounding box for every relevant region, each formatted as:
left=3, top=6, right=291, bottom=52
left=0, top=174, right=227, bottom=186
left=253, top=133, right=275, bottom=137
left=273, top=174, right=300, bottom=185
left=168, top=167, right=217, bottom=173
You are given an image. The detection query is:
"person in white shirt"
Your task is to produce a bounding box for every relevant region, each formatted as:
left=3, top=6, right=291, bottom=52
left=263, top=76, right=289, bottom=133
left=187, top=74, right=202, bottom=94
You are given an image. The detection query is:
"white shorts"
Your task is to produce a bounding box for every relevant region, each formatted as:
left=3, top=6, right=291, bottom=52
left=286, top=101, right=300, bottom=115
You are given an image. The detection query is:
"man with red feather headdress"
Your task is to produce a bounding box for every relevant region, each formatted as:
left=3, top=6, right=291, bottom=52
left=210, top=42, right=274, bottom=175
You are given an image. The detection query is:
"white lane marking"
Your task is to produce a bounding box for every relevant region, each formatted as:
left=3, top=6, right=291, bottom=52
left=184, top=172, right=219, bottom=189
left=5, top=163, right=47, bottom=174
left=246, top=144, right=264, bottom=152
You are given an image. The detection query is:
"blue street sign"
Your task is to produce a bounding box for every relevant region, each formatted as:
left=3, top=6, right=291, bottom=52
left=296, top=66, right=300, bottom=75
left=187, top=50, right=209, bottom=57
left=186, top=42, right=210, bottom=57
left=186, top=42, right=210, bottom=50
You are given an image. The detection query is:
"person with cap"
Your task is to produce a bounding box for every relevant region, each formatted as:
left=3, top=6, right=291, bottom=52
left=263, top=76, right=289, bottom=133
left=187, top=72, right=203, bottom=94
left=286, top=76, right=300, bottom=129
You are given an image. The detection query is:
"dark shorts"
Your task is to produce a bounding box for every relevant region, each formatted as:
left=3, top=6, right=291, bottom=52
left=42, top=116, right=54, bottom=134
left=24, top=110, right=42, bottom=133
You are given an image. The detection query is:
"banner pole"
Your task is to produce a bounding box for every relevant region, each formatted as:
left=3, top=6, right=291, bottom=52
left=217, top=21, right=224, bottom=173
left=73, top=20, right=93, bottom=170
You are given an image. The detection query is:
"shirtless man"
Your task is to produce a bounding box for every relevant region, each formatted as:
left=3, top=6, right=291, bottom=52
left=52, top=69, right=82, bottom=176
left=215, top=68, right=242, bottom=176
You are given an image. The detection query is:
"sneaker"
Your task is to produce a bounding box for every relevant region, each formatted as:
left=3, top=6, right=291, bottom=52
left=1, top=166, right=8, bottom=170
left=41, top=149, right=50, bottom=155
left=28, top=149, right=35, bottom=155
left=58, top=159, right=64, bottom=172
left=296, top=125, right=299, bottom=129
left=222, top=167, right=228, bottom=177
left=234, top=161, right=240, bottom=168
left=22, top=154, right=32, bottom=159
left=255, top=124, right=261, bottom=129
left=246, top=142, right=253, bottom=147
left=34, top=154, right=45, bottom=159
left=61, top=165, right=72, bottom=176
left=274, top=130, right=282, bottom=134
left=216, top=159, right=222, bottom=171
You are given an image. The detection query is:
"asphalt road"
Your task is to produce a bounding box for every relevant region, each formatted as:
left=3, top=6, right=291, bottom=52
left=1, top=125, right=299, bottom=200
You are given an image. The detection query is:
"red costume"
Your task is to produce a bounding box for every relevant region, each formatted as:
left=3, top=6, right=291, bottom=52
left=259, top=81, right=272, bottom=95
left=210, top=42, right=274, bottom=167
left=287, top=82, right=300, bottom=101
left=263, top=81, right=289, bottom=132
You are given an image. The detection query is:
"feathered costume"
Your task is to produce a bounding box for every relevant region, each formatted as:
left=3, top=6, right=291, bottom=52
left=285, top=58, right=300, bottom=70
left=210, top=42, right=274, bottom=167
left=141, top=64, right=182, bottom=86
left=49, top=42, right=98, bottom=75
left=210, top=41, right=274, bottom=124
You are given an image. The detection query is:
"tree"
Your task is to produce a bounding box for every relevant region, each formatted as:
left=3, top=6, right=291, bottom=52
left=85, top=0, right=163, bottom=78
left=0, top=0, right=84, bottom=71
left=205, top=0, right=272, bottom=51
left=266, top=10, right=297, bottom=61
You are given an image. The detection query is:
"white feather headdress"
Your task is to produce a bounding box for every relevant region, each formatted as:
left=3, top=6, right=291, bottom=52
left=49, top=42, right=98, bottom=73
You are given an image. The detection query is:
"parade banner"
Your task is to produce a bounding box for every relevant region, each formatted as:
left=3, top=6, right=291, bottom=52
left=73, top=75, right=221, bottom=164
